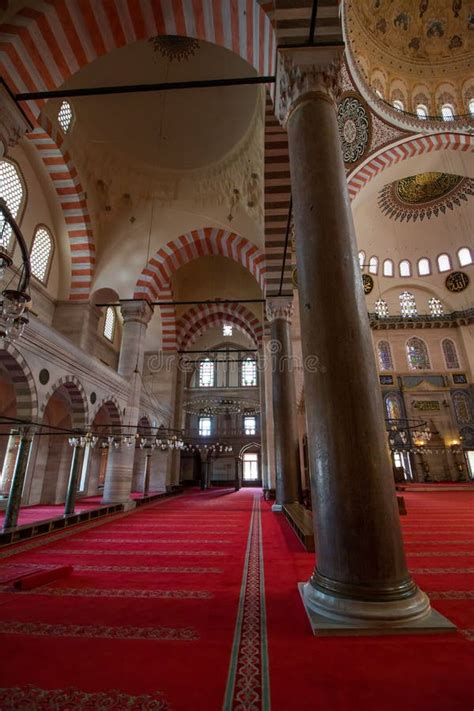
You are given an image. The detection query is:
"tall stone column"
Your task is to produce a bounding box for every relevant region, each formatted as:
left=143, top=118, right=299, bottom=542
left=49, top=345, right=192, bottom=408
left=168, top=355, right=185, bottom=488
left=102, top=300, right=153, bottom=504
left=2, top=431, right=32, bottom=531
left=277, top=49, right=439, bottom=630
left=143, top=451, right=152, bottom=495
left=258, top=356, right=269, bottom=489
left=266, top=297, right=301, bottom=511
left=64, top=443, right=83, bottom=515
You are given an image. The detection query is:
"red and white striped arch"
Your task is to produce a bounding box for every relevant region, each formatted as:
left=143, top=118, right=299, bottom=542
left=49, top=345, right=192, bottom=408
left=348, top=133, right=474, bottom=202
left=27, top=117, right=94, bottom=300
left=0, top=0, right=274, bottom=300
left=134, top=228, right=265, bottom=351
left=177, top=303, right=263, bottom=349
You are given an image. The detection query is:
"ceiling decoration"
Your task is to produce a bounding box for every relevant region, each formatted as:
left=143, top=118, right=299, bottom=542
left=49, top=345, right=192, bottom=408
left=346, top=0, right=474, bottom=112
left=337, top=94, right=372, bottom=164
left=149, top=35, right=200, bottom=62
left=378, top=173, right=474, bottom=221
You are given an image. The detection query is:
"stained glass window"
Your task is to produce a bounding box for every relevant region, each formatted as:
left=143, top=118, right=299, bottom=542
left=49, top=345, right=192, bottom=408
left=393, top=100, right=404, bottom=111
left=469, top=99, right=474, bottom=117
left=30, top=226, right=53, bottom=284
left=0, top=160, right=25, bottom=252
left=199, top=358, right=214, bottom=388
left=223, top=324, right=233, bottom=337
left=437, top=253, right=451, bottom=272
left=58, top=101, right=73, bottom=133
left=244, top=416, right=256, bottom=435
left=406, top=337, right=431, bottom=370
left=442, top=339, right=459, bottom=369
left=400, top=291, right=417, bottom=318
left=369, top=256, right=378, bottom=274
left=358, top=251, right=365, bottom=270
left=428, top=297, right=444, bottom=317
left=441, top=104, right=454, bottom=121
left=377, top=341, right=394, bottom=371
left=399, top=260, right=411, bottom=277
left=103, top=306, right=116, bottom=342
left=385, top=394, right=402, bottom=421
left=241, top=357, right=257, bottom=387
left=416, top=105, right=428, bottom=119
left=452, top=392, right=472, bottom=425
left=375, top=299, right=389, bottom=318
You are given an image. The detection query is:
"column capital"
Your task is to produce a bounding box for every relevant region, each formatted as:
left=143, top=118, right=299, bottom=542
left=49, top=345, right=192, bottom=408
left=120, top=300, right=154, bottom=326
left=0, top=85, right=31, bottom=154
left=266, top=296, right=294, bottom=324
left=276, top=46, right=344, bottom=128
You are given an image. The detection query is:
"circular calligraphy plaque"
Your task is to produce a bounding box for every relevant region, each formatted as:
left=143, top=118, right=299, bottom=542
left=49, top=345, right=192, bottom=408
left=363, top=274, right=374, bottom=295
left=445, top=271, right=469, bottom=293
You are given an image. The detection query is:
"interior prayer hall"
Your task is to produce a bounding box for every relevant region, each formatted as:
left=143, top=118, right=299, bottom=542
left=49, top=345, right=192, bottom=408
left=0, top=1, right=473, bottom=709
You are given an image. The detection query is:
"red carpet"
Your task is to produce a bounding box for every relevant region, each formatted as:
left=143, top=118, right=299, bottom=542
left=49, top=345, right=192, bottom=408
left=0, top=488, right=472, bottom=709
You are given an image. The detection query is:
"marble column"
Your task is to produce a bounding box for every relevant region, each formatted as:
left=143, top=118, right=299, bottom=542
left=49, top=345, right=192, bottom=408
left=102, top=300, right=153, bottom=504
left=168, top=355, right=185, bottom=488
left=258, top=356, right=269, bottom=489
left=277, top=49, right=436, bottom=630
left=143, top=451, right=152, bottom=496
left=2, top=431, right=32, bottom=530
left=64, top=443, right=82, bottom=515
left=266, top=297, right=301, bottom=511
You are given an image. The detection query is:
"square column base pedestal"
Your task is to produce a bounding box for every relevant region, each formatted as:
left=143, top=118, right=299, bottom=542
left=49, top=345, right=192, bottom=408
left=272, top=504, right=283, bottom=512
left=298, top=583, right=457, bottom=637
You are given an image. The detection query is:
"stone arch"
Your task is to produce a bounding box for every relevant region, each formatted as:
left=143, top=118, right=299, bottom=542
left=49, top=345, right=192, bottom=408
left=177, top=303, right=262, bottom=349
left=90, top=396, right=122, bottom=430
left=135, top=228, right=265, bottom=350
left=0, top=342, right=38, bottom=421
left=347, top=133, right=474, bottom=202
left=40, top=375, right=88, bottom=429
left=179, top=310, right=260, bottom=350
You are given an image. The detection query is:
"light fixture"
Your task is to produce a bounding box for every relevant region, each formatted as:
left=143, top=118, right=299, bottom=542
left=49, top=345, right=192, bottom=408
left=0, top=198, right=31, bottom=343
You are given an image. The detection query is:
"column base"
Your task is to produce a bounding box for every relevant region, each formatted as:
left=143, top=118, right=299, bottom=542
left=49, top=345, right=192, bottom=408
left=298, top=583, right=456, bottom=636
left=272, top=503, right=283, bottom=512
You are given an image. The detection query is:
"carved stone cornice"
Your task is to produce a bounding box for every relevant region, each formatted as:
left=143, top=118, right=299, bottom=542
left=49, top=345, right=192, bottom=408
left=277, top=47, right=344, bottom=128
left=120, top=300, right=154, bottom=326
left=369, top=308, right=474, bottom=331
left=266, top=297, right=294, bottom=324
left=0, top=83, right=31, bottom=154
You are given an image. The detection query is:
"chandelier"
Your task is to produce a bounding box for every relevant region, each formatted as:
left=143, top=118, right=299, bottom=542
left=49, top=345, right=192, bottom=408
left=0, top=198, right=31, bottom=342
left=67, top=427, right=184, bottom=451
left=386, top=418, right=434, bottom=452
left=183, top=442, right=233, bottom=454
left=183, top=397, right=260, bottom=416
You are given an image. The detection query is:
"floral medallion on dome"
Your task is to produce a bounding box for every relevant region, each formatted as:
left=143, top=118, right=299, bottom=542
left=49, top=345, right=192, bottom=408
left=378, top=172, right=474, bottom=222
left=337, top=94, right=371, bottom=164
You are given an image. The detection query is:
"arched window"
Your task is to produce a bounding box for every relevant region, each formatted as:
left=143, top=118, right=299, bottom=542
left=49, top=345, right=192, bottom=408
left=58, top=100, right=73, bottom=133
left=241, top=357, right=257, bottom=387
left=457, top=247, right=472, bottom=267
left=30, top=226, right=53, bottom=284
left=469, top=99, right=474, bottom=117
left=358, top=251, right=365, bottom=270
left=428, top=297, right=444, bottom=317
left=417, top=258, right=431, bottom=276
left=0, top=159, right=25, bottom=251
left=199, top=358, right=215, bottom=388
left=442, top=339, right=460, bottom=369
left=103, top=306, right=116, bottom=342
left=441, top=104, right=454, bottom=121
left=393, top=100, right=404, bottom=112
left=377, top=341, right=394, bottom=371
left=437, top=253, right=451, bottom=273
left=198, top=416, right=212, bottom=436
left=406, top=337, right=431, bottom=370
left=369, top=256, right=378, bottom=274
left=399, top=260, right=411, bottom=277
left=375, top=299, right=389, bottom=318
left=223, top=324, right=233, bottom=337
left=385, top=394, right=402, bottom=421
left=416, top=104, right=428, bottom=119
left=400, top=291, right=417, bottom=318
left=383, top=259, right=394, bottom=277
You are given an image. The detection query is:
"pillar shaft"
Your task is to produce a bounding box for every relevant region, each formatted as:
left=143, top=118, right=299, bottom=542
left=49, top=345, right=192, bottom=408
left=143, top=452, right=152, bottom=495
left=64, top=444, right=82, bottom=516
left=3, top=433, right=31, bottom=530
left=279, top=50, right=430, bottom=625
left=267, top=299, right=301, bottom=509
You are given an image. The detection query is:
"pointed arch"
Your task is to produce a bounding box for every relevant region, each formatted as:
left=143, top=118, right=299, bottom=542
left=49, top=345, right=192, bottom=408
left=40, top=375, right=88, bottom=429
left=0, top=343, right=38, bottom=421
left=179, top=307, right=261, bottom=350
left=90, top=396, right=122, bottom=430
